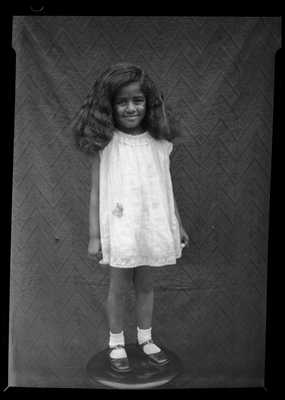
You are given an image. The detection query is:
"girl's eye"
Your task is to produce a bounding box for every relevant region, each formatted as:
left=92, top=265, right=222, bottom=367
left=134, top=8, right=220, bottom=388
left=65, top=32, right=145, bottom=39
left=115, top=98, right=145, bottom=106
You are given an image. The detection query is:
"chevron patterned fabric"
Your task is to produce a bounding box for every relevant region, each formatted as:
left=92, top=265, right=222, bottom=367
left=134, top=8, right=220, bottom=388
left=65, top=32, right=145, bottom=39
left=10, top=16, right=281, bottom=388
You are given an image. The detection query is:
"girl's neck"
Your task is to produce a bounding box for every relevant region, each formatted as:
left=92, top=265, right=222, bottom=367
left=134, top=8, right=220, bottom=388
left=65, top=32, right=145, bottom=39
left=115, top=125, right=146, bottom=136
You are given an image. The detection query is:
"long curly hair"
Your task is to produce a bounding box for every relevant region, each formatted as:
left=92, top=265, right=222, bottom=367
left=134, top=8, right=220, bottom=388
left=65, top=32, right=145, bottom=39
left=72, top=63, right=181, bottom=156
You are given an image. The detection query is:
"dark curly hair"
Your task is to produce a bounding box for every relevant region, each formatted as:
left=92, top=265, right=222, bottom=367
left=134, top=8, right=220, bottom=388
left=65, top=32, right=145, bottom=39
left=72, top=63, right=181, bottom=156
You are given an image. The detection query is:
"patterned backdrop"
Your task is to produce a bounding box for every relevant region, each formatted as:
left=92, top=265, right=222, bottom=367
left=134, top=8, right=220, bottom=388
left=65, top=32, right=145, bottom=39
left=10, top=16, right=281, bottom=388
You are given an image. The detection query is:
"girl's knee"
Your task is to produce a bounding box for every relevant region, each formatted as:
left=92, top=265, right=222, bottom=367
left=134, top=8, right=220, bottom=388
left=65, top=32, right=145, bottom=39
left=109, top=268, right=132, bottom=295
left=134, top=276, right=154, bottom=294
left=110, top=280, right=131, bottom=296
left=133, top=266, right=155, bottom=293
left=135, top=281, right=154, bottom=294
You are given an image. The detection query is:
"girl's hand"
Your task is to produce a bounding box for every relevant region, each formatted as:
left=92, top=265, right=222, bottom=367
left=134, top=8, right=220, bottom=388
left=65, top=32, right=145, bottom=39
left=179, top=226, right=190, bottom=249
left=88, top=237, right=102, bottom=262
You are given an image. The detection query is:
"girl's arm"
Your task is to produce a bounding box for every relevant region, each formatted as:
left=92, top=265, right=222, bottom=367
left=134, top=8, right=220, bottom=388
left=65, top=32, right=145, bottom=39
left=174, top=196, right=189, bottom=248
left=88, top=152, right=102, bottom=261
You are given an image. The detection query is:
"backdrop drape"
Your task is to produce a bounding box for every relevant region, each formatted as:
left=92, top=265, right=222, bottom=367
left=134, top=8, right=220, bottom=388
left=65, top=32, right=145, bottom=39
left=10, top=16, right=281, bottom=388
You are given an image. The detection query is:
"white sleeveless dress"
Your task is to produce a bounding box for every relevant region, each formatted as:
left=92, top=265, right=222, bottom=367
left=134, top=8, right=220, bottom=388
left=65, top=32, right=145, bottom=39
left=99, top=129, right=182, bottom=268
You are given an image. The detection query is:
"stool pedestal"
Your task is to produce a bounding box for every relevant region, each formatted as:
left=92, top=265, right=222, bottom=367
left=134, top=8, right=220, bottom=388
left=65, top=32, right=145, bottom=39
left=86, top=343, right=183, bottom=389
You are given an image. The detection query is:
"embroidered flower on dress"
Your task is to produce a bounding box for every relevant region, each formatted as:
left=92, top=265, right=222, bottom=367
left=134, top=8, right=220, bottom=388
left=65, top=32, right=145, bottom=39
left=113, top=203, right=124, bottom=218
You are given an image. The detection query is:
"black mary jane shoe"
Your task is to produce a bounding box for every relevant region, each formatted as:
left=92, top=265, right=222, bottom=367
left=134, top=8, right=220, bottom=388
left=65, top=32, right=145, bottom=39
left=107, top=344, right=132, bottom=373
left=136, top=339, right=169, bottom=366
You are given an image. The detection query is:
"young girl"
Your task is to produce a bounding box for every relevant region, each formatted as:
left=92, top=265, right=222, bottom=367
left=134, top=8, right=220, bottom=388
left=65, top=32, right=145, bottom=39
left=73, top=63, right=189, bottom=373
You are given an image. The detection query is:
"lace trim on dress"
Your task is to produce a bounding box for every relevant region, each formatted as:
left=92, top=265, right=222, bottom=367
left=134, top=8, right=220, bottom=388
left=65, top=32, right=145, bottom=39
left=100, top=255, right=178, bottom=268
left=114, top=130, right=154, bottom=146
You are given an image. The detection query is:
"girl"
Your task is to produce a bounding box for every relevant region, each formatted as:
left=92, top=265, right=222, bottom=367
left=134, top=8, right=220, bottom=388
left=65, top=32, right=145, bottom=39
left=73, top=63, right=189, bottom=373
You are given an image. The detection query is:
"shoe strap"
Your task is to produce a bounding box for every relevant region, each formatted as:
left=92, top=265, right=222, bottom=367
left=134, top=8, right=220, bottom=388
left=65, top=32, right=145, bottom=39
left=110, top=344, right=125, bottom=350
left=140, top=339, right=154, bottom=347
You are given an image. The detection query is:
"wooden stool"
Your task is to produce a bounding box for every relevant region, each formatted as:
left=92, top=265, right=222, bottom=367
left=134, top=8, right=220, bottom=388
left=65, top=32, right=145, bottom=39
left=86, top=343, right=184, bottom=389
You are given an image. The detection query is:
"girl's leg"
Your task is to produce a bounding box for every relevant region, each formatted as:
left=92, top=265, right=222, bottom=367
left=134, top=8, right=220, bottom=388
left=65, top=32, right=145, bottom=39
left=107, top=267, right=133, bottom=370
left=107, top=267, right=133, bottom=334
left=133, top=266, right=168, bottom=363
left=133, top=266, right=156, bottom=330
left=133, top=266, right=162, bottom=355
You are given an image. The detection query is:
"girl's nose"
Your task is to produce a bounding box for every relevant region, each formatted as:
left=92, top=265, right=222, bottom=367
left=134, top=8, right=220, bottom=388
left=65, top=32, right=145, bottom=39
left=126, top=102, right=136, bottom=112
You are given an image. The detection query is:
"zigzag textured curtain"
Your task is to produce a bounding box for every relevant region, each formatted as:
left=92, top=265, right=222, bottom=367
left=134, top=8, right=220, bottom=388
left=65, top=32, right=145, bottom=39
left=10, top=16, right=280, bottom=388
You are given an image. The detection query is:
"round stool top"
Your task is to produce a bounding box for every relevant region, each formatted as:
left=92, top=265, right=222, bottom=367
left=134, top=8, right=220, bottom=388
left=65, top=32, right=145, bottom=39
left=86, top=343, right=184, bottom=390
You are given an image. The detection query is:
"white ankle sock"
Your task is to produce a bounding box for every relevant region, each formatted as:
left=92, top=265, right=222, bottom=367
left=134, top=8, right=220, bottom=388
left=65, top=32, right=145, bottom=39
left=137, top=327, right=161, bottom=355
left=109, top=331, right=127, bottom=359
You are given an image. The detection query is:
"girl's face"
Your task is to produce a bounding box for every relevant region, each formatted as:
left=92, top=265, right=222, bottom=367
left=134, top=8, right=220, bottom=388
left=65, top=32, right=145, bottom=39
left=113, top=82, right=146, bottom=135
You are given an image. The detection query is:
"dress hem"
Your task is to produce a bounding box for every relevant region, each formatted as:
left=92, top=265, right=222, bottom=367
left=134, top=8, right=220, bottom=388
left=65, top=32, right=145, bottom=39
left=99, top=254, right=182, bottom=268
